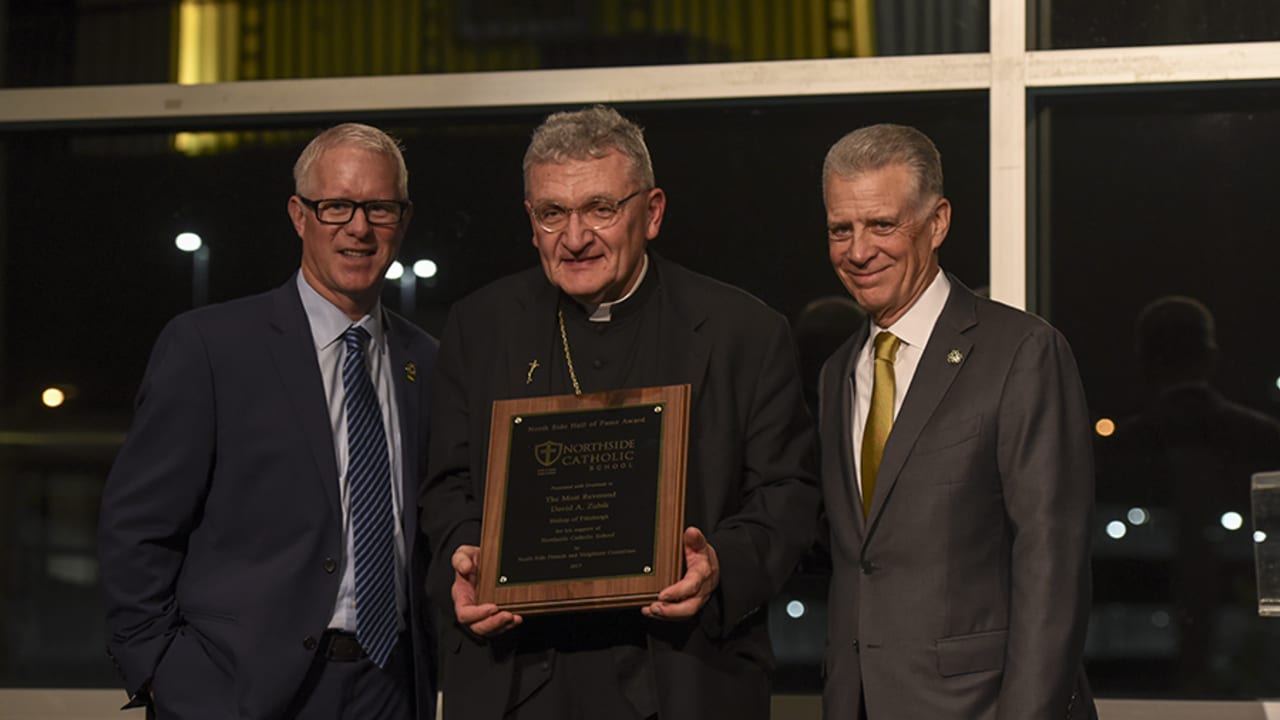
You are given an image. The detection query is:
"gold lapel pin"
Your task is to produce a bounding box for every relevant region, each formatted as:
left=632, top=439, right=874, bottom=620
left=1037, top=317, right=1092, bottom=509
left=946, top=349, right=964, bottom=365
left=404, top=361, right=417, bottom=382
left=526, top=359, right=540, bottom=384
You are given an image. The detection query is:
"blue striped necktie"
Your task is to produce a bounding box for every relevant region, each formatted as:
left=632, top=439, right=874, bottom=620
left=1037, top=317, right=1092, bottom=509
left=342, top=325, right=398, bottom=668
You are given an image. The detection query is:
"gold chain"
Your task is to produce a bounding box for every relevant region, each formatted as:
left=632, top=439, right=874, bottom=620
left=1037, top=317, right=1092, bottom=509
left=557, top=309, right=583, bottom=396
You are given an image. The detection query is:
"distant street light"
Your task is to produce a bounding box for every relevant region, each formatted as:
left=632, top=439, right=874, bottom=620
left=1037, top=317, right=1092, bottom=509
left=413, top=259, right=438, bottom=279
left=42, top=387, right=66, bottom=408
left=175, top=232, right=209, bottom=306
left=175, top=232, right=202, bottom=252
left=389, top=258, right=439, bottom=315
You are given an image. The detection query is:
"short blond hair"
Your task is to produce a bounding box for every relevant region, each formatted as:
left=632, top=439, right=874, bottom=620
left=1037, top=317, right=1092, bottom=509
left=293, top=123, right=409, bottom=199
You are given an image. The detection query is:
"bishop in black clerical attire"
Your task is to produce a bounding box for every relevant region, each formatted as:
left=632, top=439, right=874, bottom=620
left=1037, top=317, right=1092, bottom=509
left=420, top=105, right=820, bottom=720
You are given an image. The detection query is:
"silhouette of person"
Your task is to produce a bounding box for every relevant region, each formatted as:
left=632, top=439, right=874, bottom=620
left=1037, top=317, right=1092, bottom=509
left=1100, top=295, right=1280, bottom=694
left=794, top=295, right=867, bottom=418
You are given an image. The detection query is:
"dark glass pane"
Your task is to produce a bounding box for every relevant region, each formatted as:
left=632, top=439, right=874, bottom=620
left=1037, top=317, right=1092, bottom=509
left=1037, top=85, right=1280, bottom=699
left=3, top=0, right=989, bottom=89
left=0, top=94, right=987, bottom=686
left=1034, top=0, right=1280, bottom=49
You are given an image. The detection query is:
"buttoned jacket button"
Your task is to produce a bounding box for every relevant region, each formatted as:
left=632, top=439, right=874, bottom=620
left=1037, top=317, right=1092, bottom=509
left=303, top=635, right=318, bottom=650
left=323, top=557, right=337, bottom=573
left=860, top=560, right=876, bottom=575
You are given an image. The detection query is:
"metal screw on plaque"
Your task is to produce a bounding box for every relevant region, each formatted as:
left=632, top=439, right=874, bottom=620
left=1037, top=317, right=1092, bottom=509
left=499, top=575, right=508, bottom=584
left=514, top=417, right=522, bottom=424
left=643, top=566, right=652, bottom=574
left=653, top=405, right=662, bottom=413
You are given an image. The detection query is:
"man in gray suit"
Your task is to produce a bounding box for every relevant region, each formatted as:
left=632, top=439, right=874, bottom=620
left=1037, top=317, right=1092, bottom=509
left=816, top=123, right=1096, bottom=719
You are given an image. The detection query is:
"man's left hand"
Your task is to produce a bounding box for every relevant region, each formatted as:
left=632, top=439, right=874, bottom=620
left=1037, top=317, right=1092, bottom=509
left=642, top=526, right=719, bottom=620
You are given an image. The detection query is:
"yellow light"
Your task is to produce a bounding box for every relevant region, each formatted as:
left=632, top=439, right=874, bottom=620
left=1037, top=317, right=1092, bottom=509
left=176, top=1, right=203, bottom=86
left=851, top=0, right=876, bottom=57
left=42, top=388, right=66, bottom=408
left=175, top=1, right=240, bottom=155
left=1094, top=418, right=1116, bottom=437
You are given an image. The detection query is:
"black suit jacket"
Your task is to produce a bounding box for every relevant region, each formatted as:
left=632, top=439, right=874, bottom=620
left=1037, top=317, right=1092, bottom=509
left=818, top=276, right=1096, bottom=720
left=99, top=278, right=438, bottom=719
left=421, top=255, right=820, bottom=720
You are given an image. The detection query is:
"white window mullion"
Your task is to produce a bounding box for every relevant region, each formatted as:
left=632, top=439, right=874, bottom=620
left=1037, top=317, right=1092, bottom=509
left=0, top=55, right=990, bottom=126
left=989, top=0, right=1028, bottom=310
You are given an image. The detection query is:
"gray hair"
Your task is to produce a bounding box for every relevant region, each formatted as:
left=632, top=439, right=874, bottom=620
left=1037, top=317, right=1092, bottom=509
left=522, top=105, right=654, bottom=195
left=293, top=123, right=409, bottom=199
left=822, top=123, right=944, bottom=209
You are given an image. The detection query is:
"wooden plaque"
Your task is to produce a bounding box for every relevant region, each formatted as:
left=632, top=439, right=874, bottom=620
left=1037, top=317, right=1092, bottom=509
left=476, top=384, right=690, bottom=614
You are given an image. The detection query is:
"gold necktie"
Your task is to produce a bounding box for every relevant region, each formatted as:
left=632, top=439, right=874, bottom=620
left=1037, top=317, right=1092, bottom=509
left=861, top=331, right=901, bottom=518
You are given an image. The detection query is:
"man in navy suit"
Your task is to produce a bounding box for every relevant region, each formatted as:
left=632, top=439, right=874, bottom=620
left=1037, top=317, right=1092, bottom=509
left=99, top=123, right=437, bottom=719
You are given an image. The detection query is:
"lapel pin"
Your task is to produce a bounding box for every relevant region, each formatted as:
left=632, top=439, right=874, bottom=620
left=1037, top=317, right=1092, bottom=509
left=404, top=361, right=417, bottom=383
left=526, top=359, right=540, bottom=384
left=946, top=349, right=964, bottom=365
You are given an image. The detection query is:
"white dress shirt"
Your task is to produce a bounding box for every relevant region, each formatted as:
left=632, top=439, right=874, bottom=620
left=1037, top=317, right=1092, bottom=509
left=296, top=273, right=407, bottom=633
left=850, top=270, right=952, bottom=502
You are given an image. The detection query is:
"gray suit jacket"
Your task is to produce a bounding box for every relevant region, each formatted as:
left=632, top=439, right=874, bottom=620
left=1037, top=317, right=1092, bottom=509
left=818, top=275, right=1095, bottom=720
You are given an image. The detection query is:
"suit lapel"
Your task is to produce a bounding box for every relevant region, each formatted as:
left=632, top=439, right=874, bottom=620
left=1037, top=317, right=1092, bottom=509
left=865, top=278, right=977, bottom=529
left=265, top=281, right=342, bottom=522
left=654, top=258, right=711, bottom=405
left=506, top=272, right=561, bottom=399
left=836, top=324, right=871, bottom=536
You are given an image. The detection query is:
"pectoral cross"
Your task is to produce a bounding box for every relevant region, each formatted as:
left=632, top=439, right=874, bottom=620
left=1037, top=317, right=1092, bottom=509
left=526, top=359, right=540, bottom=384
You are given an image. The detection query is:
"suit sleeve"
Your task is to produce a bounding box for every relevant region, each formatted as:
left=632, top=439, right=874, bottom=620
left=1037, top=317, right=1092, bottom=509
left=706, top=314, right=822, bottom=636
left=420, top=306, right=484, bottom=610
left=995, top=326, right=1094, bottom=719
left=812, top=359, right=836, bottom=560
left=98, top=316, right=216, bottom=701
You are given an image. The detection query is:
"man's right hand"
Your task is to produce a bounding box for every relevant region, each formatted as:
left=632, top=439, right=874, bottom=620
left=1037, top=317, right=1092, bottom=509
left=451, top=544, right=523, bottom=636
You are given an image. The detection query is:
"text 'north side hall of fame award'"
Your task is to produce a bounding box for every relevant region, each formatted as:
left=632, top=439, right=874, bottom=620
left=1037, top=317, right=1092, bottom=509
left=477, top=384, right=690, bottom=614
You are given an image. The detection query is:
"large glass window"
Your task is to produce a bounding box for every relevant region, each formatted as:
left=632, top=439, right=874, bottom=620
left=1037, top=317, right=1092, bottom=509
left=1032, top=0, right=1280, bottom=49
left=1036, top=85, right=1280, bottom=698
left=0, top=94, right=988, bottom=686
left=9, top=0, right=1280, bottom=707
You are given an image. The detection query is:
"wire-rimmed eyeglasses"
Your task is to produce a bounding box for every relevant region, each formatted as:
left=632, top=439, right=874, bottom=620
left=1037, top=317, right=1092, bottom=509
left=529, top=189, right=647, bottom=233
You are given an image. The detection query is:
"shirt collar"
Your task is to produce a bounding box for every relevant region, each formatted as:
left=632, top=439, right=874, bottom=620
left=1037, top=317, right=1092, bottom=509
left=581, top=253, right=650, bottom=322
left=871, top=269, right=951, bottom=349
left=296, top=271, right=385, bottom=351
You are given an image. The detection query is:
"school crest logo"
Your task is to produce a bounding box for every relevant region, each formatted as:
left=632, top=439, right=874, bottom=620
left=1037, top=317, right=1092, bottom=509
left=534, top=441, right=564, bottom=468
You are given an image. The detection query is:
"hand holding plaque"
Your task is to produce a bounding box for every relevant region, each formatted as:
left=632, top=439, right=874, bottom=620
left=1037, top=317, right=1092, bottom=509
left=450, top=544, right=524, bottom=636
left=642, top=526, right=720, bottom=620
left=477, top=384, right=690, bottom=614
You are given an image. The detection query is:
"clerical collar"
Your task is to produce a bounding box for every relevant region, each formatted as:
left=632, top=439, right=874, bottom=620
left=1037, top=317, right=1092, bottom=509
left=577, top=253, right=651, bottom=322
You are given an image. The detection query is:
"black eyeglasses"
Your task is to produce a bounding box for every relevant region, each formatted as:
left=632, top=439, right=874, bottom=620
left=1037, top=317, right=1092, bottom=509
left=297, top=196, right=410, bottom=226
left=529, top=189, right=647, bottom=232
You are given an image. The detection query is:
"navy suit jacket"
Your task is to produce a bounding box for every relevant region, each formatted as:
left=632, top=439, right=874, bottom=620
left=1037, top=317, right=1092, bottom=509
left=422, top=255, right=820, bottom=720
left=99, top=278, right=438, bottom=719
